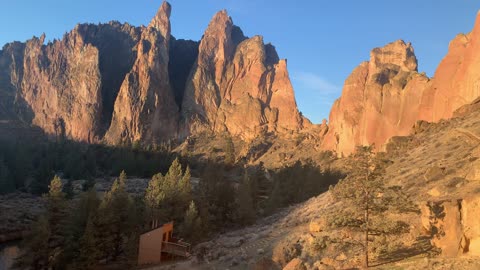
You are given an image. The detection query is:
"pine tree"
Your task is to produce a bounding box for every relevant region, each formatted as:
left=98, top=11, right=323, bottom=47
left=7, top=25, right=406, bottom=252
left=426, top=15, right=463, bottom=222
left=237, top=171, right=256, bottom=225
left=97, top=171, right=135, bottom=261
left=330, top=146, right=390, bottom=268
left=145, top=158, right=192, bottom=225
left=63, top=189, right=100, bottom=268
left=181, top=201, right=202, bottom=242
left=14, top=175, right=67, bottom=269
left=198, top=162, right=236, bottom=231
left=77, top=215, right=101, bottom=269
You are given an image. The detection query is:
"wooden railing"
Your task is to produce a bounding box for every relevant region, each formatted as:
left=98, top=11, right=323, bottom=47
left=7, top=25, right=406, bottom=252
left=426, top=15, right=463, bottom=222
left=162, top=240, right=191, bottom=258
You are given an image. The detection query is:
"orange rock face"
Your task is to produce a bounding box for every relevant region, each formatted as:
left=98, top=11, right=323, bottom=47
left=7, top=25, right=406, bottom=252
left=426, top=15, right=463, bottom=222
left=0, top=22, right=140, bottom=143
left=105, top=2, right=179, bottom=144
left=0, top=2, right=305, bottom=145
left=322, top=40, right=430, bottom=155
left=181, top=11, right=304, bottom=139
left=323, top=12, right=480, bottom=156
left=419, top=12, right=480, bottom=122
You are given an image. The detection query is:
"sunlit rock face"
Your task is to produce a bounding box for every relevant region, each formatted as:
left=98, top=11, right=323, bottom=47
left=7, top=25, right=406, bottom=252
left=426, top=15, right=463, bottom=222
left=0, top=22, right=141, bottom=143
left=419, top=12, right=480, bottom=122
left=181, top=11, right=305, bottom=140
left=0, top=2, right=307, bottom=145
left=105, top=2, right=179, bottom=145
left=322, top=40, right=429, bottom=156
left=323, top=12, right=480, bottom=156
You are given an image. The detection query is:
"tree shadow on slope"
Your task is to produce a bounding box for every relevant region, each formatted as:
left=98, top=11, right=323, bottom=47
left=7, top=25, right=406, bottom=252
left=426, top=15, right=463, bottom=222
left=370, top=236, right=437, bottom=267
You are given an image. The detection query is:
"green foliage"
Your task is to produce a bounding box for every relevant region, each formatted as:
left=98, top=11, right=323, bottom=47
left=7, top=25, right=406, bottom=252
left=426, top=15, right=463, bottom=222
left=266, top=161, right=343, bottom=213
left=197, top=162, right=236, bottom=233
left=0, top=138, right=173, bottom=195
left=145, top=158, right=192, bottom=224
left=62, top=189, right=101, bottom=269
left=180, top=201, right=202, bottom=242
left=96, top=171, right=137, bottom=261
left=329, top=145, right=413, bottom=267
left=15, top=175, right=68, bottom=269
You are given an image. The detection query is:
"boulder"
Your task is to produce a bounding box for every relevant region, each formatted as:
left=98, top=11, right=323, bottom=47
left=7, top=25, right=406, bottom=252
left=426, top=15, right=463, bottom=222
left=283, top=258, right=306, bottom=270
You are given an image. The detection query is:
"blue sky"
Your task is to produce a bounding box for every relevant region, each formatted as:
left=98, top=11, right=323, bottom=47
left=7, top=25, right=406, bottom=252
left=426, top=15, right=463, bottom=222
left=1, top=0, right=479, bottom=123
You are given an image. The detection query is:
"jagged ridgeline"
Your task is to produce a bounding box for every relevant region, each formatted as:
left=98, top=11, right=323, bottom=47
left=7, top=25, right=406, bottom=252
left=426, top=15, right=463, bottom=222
left=0, top=1, right=307, bottom=146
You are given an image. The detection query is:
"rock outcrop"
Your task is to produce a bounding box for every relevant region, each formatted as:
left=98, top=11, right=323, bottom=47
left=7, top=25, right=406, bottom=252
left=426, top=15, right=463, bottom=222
left=323, top=12, right=480, bottom=156
left=0, top=22, right=140, bottom=143
left=104, top=1, right=179, bottom=144
left=322, top=40, right=430, bottom=155
left=419, top=12, right=480, bottom=122
left=421, top=197, right=480, bottom=257
left=181, top=11, right=304, bottom=140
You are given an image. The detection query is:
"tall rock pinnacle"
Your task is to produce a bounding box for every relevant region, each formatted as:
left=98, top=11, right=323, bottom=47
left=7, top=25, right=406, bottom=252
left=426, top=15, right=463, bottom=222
left=149, top=1, right=172, bottom=44
left=181, top=9, right=304, bottom=139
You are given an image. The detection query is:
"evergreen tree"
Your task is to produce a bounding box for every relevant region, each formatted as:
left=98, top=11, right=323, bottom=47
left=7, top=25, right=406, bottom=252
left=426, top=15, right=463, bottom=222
left=145, top=158, right=192, bottom=225
left=63, top=189, right=100, bottom=269
left=77, top=215, right=100, bottom=269
left=198, top=162, right=236, bottom=231
left=14, top=175, right=67, bottom=269
left=97, top=171, right=135, bottom=261
left=236, top=170, right=256, bottom=225
left=330, top=146, right=392, bottom=268
left=180, top=201, right=202, bottom=242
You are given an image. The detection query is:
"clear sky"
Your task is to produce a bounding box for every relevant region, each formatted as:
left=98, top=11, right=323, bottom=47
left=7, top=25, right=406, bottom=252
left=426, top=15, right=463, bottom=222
left=1, top=0, right=479, bottom=123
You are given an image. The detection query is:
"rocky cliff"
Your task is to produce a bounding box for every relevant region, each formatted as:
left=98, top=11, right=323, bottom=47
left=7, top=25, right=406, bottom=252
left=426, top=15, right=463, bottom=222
left=322, top=40, right=430, bottom=155
left=324, top=11, right=480, bottom=156
left=0, top=2, right=305, bottom=145
left=181, top=11, right=304, bottom=140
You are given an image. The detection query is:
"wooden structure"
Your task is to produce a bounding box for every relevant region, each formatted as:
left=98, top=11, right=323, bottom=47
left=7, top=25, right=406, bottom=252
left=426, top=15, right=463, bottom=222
left=137, top=221, right=191, bottom=266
